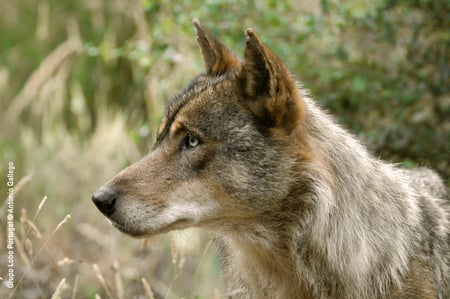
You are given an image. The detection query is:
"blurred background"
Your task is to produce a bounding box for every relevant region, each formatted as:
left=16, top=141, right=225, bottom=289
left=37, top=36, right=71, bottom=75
left=0, top=0, right=448, bottom=298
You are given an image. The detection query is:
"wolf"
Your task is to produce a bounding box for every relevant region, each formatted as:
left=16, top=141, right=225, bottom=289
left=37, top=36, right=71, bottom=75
left=92, top=19, right=449, bottom=298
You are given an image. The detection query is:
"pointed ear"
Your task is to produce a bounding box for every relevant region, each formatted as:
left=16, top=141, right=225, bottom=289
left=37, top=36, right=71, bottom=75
left=238, top=28, right=304, bottom=133
left=193, top=19, right=240, bottom=76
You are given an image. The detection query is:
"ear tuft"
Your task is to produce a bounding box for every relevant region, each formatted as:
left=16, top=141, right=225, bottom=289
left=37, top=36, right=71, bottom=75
left=193, top=19, right=240, bottom=76
left=192, top=18, right=201, bottom=27
left=245, top=28, right=256, bottom=38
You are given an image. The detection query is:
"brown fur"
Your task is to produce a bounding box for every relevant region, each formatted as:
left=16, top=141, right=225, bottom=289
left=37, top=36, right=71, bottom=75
left=194, top=19, right=240, bottom=76
left=238, top=28, right=304, bottom=134
left=389, top=259, right=436, bottom=299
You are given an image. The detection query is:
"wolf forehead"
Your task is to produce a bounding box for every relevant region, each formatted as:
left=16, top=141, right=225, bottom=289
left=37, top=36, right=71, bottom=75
left=157, top=72, right=242, bottom=140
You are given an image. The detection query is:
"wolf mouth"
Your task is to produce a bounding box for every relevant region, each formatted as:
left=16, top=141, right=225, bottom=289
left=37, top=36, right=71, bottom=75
left=112, top=217, right=193, bottom=238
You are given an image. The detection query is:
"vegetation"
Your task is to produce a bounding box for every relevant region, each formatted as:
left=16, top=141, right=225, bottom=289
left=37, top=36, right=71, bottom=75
left=1, top=0, right=448, bottom=298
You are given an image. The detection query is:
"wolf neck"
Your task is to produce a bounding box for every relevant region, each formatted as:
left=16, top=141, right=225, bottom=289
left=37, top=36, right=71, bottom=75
left=220, top=96, right=421, bottom=298
left=295, top=97, right=420, bottom=297
left=218, top=219, right=310, bottom=298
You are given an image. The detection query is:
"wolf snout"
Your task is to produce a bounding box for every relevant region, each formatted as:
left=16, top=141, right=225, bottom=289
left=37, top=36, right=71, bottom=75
left=92, top=186, right=118, bottom=216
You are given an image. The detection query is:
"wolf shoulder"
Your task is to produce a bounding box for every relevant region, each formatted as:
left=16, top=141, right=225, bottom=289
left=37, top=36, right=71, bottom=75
left=400, top=167, right=449, bottom=203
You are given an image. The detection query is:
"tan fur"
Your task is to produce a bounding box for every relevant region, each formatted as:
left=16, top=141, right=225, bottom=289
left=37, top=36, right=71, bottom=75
left=239, top=28, right=304, bottom=134
left=157, top=116, right=167, bottom=136
left=389, top=259, right=436, bottom=299
left=194, top=18, right=240, bottom=76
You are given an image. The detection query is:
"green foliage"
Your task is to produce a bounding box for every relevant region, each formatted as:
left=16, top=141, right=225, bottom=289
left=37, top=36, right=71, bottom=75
left=311, top=0, right=449, bottom=178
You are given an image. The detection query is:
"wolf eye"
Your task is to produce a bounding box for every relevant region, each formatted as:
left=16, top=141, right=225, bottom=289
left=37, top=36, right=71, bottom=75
left=185, top=135, right=200, bottom=149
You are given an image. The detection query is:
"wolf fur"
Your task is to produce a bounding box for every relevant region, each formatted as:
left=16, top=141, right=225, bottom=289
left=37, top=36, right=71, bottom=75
left=92, top=19, right=450, bottom=298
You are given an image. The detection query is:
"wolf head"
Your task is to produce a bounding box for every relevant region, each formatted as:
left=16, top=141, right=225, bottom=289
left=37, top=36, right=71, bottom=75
left=92, top=19, right=309, bottom=237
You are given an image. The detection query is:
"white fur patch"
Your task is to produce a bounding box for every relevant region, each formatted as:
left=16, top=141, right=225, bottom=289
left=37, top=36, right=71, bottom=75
left=159, top=181, right=220, bottom=228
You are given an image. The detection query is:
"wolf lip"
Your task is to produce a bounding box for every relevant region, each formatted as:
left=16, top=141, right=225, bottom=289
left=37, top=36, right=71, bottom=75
left=112, top=218, right=193, bottom=238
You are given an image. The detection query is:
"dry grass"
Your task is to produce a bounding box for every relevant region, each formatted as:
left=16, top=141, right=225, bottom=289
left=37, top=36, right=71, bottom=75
left=1, top=178, right=222, bottom=298
left=0, top=1, right=222, bottom=298
left=1, top=69, right=221, bottom=298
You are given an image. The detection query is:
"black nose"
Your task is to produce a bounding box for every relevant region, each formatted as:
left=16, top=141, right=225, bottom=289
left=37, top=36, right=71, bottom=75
left=92, top=187, right=117, bottom=216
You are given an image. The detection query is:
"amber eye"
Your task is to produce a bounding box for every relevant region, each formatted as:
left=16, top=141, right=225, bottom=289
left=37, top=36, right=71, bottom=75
left=185, top=135, right=200, bottom=149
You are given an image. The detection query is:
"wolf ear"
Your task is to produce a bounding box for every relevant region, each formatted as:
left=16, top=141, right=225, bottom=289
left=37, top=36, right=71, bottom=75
left=238, top=28, right=304, bottom=133
left=193, top=19, right=240, bottom=76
